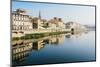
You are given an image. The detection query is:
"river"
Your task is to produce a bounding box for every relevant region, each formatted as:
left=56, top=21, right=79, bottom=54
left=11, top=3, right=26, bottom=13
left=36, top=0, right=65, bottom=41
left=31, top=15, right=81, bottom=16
left=12, top=31, right=96, bottom=66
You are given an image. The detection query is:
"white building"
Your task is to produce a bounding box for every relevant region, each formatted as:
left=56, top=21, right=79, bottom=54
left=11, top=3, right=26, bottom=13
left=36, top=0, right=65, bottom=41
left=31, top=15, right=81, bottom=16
left=12, top=9, right=33, bottom=32
left=66, top=22, right=87, bottom=32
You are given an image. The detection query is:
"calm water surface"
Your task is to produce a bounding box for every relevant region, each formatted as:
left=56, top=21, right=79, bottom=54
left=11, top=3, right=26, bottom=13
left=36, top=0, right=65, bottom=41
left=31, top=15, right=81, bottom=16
left=12, top=31, right=96, bottom=66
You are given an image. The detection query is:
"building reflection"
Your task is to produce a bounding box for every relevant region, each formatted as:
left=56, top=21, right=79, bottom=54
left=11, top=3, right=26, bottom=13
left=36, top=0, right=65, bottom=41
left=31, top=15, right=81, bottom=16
left=49, top=35, right=59, bottom=44
left=12, top=32, right=88, bottom=65
left=65, top=31, right=88, bottom=38
left=12, top=34, right=65, bottom=65
left=32, top=40, right=45, bottom=50
left=12, top=40, right=33, bottom=65
left=65, top=32, right=81, bottom=38
left=48, top=34, right=65, bottom=45
left=12, top=31, right=90, bottom=66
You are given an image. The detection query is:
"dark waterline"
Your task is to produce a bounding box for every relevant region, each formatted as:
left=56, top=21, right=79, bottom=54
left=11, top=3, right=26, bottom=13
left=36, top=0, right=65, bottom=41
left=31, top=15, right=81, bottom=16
left=12, top=31, right=96, bottom=66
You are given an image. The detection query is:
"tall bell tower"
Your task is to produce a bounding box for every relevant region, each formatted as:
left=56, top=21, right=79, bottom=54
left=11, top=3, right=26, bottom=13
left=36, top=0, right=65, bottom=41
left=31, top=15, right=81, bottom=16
left=39, top=10, right=41, bottom=19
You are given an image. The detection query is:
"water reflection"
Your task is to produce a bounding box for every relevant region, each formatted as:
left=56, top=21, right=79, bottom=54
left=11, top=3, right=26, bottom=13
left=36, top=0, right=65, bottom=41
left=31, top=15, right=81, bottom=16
left=12, top=34, right=68, bottom=64
left=32, top=40, right=45, bottom=50
left=12, top=31, right=95, bottom=66
left=12, top=34, right=66, bottom=53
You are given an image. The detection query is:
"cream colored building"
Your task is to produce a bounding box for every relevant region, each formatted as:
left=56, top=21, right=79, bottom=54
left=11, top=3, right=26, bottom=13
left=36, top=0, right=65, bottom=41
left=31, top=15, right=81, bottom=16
left=47, top=19, right=57, bottom=30
left=47, top=17, right=66, bottom=31
left=31, top=11, right=47, bottom=30
left=32, top=17, right=46, bottom=29
left=57, top=18, right=66, bottom=31
left=12, top=9, right=68, bottom=38
left=12, top=9, right=33, bottom=32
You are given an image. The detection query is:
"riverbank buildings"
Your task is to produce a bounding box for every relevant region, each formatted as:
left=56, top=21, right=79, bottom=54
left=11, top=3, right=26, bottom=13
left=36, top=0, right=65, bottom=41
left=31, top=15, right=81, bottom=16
left=12, top=9, right=66, bottom=37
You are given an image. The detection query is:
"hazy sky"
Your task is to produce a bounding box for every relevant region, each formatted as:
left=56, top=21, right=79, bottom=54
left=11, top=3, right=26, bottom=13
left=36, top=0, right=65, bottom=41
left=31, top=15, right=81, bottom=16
left=12, top=1, right=95, bottom=25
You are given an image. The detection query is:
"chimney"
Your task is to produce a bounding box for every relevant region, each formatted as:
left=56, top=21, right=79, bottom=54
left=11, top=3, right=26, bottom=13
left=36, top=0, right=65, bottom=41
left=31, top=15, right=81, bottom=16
left=58, top=18, right=62, bottom=21
left=54, top=17, right=57, bottom=20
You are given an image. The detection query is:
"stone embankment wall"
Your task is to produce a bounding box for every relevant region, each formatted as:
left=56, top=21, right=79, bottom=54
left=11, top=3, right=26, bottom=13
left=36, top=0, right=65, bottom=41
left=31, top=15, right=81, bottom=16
left=12, top=29, right=70, bottom=37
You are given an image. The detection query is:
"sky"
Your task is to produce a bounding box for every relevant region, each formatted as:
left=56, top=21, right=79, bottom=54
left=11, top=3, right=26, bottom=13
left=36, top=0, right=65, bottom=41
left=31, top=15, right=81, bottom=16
left=12, top=1, right=95, bottom=25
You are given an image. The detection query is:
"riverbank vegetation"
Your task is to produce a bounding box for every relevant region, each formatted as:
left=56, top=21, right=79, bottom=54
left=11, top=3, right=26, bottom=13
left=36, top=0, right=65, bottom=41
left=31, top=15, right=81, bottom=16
left=12, top=31, right=70, bottom=41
